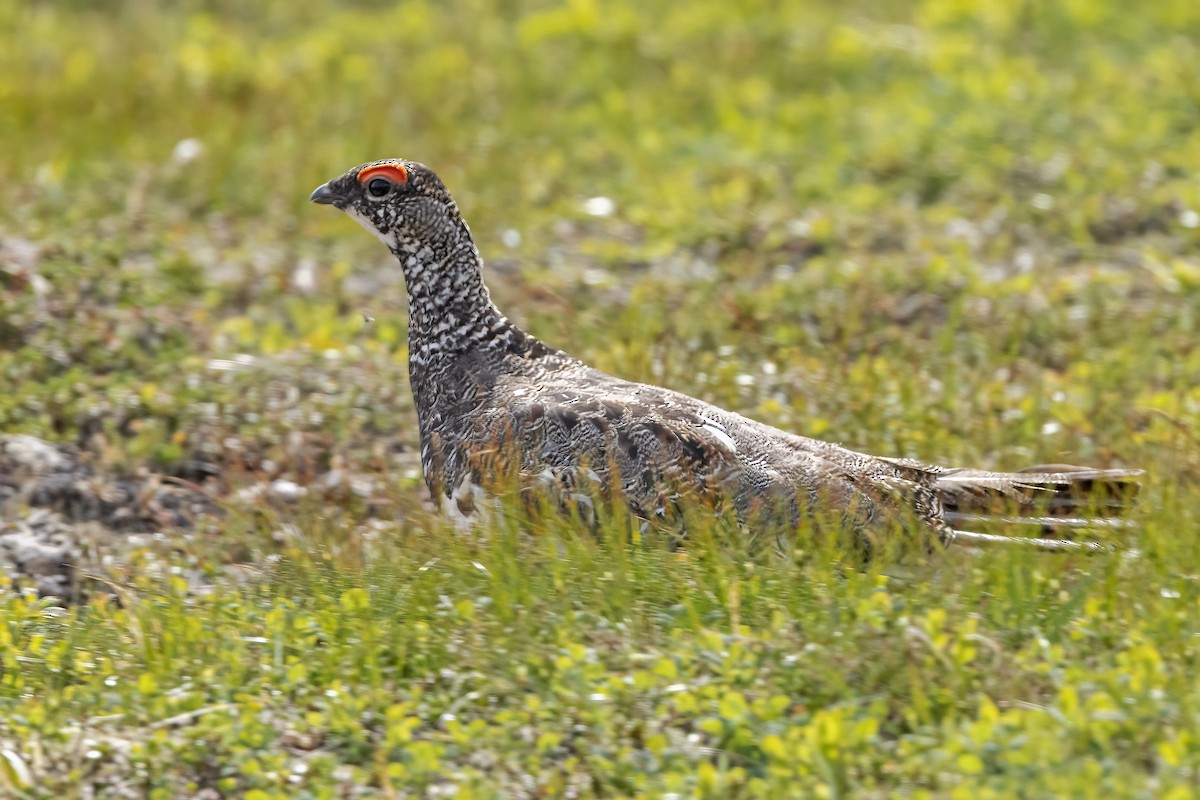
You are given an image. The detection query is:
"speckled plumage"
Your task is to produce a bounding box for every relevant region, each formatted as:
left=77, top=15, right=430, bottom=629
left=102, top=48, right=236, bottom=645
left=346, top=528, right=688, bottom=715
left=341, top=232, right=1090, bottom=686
left=311, top=160, right=1140, bottom=552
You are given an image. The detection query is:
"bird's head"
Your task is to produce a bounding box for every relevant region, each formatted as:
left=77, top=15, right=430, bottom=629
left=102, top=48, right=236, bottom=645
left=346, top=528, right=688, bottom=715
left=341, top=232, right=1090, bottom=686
left=309, top=159, right=465, bottom=252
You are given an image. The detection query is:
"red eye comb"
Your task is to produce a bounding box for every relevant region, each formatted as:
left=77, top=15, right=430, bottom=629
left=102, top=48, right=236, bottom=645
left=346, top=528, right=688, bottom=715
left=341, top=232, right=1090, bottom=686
left=357, top=163, right=409, bottom=184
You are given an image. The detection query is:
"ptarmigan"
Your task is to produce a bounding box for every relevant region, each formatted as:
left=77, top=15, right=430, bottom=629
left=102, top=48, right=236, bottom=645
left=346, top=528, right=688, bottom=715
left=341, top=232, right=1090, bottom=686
left=311, top=159, right=1139, bottom=553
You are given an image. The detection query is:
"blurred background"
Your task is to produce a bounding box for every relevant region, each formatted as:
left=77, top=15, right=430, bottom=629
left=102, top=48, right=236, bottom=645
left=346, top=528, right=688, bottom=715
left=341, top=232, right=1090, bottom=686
left=2, top=2, right=1200, bottom=795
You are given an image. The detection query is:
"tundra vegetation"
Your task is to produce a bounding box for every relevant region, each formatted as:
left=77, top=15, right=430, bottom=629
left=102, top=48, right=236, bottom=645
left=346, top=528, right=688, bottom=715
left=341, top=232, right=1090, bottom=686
left=0, top=0, right=1198, bottom=797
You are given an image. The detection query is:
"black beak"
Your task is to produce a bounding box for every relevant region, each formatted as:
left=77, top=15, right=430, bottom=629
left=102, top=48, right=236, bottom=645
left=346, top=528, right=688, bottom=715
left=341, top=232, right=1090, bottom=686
left=309, top=183, right=339, bottom=205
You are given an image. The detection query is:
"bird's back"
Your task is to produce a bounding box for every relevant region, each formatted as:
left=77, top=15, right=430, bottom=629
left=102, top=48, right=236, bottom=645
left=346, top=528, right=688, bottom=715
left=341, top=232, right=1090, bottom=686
left=421, top=339, right=947, bottom=544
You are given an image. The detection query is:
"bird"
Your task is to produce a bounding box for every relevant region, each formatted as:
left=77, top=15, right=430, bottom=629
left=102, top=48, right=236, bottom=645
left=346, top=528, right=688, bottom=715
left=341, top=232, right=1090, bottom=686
left=310, top=159, right=1140, bottom=554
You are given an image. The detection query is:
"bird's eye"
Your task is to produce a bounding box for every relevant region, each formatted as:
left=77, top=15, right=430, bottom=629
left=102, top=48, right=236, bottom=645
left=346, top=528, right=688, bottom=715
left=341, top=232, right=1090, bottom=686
left=366, top=177, right=393, bottom=198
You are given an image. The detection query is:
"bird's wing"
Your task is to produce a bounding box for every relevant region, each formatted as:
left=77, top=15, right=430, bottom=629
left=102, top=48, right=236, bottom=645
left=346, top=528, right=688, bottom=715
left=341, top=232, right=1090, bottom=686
left=463, top=387, right=746, bottom=515
left=469, top=378, right=945, bottom=544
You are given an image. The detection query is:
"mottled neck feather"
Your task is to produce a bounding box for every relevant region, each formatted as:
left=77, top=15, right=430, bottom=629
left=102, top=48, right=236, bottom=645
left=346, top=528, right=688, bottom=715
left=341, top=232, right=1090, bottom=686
left=389, top=218, right=536, bottom=378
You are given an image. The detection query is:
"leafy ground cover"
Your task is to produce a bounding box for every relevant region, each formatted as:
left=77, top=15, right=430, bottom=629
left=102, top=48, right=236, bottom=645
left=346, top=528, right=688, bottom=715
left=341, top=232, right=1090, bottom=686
left=1, top=0, right=1199, bottom=796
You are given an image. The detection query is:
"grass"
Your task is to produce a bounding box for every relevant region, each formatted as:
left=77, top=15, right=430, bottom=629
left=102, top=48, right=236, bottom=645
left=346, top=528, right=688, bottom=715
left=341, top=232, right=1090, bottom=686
left=1, top=0, right=1199, bottom=796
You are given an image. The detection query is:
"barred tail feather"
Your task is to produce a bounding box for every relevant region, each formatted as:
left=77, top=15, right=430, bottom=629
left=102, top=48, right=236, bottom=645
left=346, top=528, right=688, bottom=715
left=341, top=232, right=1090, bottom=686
left=935, top=464, right=1143, bottom=552
left=947, top=529, right=1114, bottom=553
